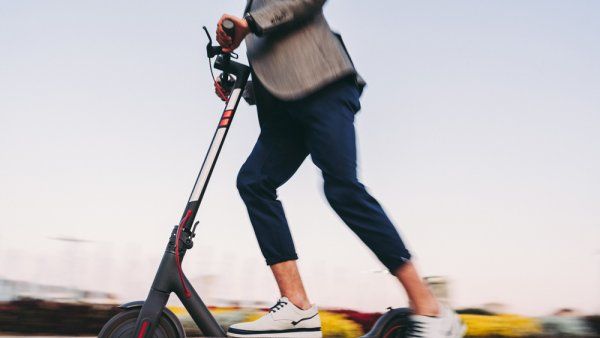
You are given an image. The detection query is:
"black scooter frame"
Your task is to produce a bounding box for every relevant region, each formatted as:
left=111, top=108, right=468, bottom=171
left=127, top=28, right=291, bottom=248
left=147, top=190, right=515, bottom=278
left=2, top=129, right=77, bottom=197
left=130, top=49, right=250, bottom=337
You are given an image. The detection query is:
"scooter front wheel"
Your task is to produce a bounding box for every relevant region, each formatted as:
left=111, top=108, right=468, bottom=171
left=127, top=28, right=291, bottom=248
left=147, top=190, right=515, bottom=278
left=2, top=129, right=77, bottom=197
left=98, top=308, right=181, bottom=338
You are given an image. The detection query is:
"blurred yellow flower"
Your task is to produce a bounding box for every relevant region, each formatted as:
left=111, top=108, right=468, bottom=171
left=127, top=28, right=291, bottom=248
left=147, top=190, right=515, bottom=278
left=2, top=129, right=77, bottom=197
left=320, top=311, right=364, bottom=338
left=460, top=314, right=542, bottom=337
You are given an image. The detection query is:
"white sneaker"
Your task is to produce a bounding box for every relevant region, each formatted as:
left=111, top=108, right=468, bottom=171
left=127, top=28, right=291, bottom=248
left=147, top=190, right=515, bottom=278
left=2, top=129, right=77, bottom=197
left=407, top=305, right=466, bottom=338
left=227, top=297, right=322, bottom=337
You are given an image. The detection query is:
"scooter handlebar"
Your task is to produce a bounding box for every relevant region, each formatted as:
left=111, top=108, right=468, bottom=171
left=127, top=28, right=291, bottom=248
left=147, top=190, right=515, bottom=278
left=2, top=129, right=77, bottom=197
left=222, top=19, right=235, bottom=39
left=218, top=19, right=237, bottom=88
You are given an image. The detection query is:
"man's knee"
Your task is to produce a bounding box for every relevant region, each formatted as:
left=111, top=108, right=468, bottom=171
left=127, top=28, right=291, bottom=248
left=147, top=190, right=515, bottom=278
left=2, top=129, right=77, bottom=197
left=236, top=164, right=271, bottom=201
left=236, top=165, right=255, bottom=197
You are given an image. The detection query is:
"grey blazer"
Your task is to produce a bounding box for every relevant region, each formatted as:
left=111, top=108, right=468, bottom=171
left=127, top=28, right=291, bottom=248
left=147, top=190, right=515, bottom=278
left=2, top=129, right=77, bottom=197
left=243, top=0, right=364, bottom=101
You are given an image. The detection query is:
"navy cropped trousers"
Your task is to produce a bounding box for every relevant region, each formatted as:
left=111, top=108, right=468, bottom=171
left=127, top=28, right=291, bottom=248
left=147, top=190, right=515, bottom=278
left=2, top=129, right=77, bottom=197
left=237, top=76, right=412, bottom=273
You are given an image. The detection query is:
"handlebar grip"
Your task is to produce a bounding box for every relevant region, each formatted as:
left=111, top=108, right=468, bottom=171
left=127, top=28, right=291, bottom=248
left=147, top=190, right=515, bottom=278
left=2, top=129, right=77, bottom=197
left=222, top=19, right=235, bottom=38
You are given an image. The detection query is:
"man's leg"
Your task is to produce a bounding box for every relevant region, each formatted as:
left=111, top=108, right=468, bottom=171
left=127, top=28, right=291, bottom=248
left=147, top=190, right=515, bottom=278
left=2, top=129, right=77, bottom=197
left=229, top=83, right=322, bottom=337
left=236, top=80, right=312, bottom=309
left=289, top=78, right=439, bottom=316
left=237, top=124, right=314, bottom=310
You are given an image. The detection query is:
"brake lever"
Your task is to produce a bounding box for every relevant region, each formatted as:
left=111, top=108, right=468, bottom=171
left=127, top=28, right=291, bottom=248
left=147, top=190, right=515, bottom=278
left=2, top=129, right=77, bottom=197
left=203, top=25, right=238, bottom=59
left=203, top=26, right=223, bottom=58
left=203, top=26, right=212, bottom=45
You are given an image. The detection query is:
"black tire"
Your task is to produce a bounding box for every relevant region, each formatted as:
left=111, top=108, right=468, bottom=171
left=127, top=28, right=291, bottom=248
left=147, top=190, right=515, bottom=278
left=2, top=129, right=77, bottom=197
left=98, top=308, right=181, bottom=338
left=379, top=316, right=409, bottom=338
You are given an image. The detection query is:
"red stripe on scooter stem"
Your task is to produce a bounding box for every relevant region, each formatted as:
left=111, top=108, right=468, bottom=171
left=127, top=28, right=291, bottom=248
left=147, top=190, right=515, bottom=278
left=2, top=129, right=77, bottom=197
left=138, top=321, right=149, bottom=338
left=218, top=109, right=234, bottom=127
left=218, top=118, right=230, bottom=127
left=222, top=109, right=233, bottom=118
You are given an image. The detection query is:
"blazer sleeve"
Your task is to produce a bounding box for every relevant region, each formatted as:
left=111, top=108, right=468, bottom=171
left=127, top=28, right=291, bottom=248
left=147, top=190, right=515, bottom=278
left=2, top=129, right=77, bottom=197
left=246, top=0, right=327, bottom=36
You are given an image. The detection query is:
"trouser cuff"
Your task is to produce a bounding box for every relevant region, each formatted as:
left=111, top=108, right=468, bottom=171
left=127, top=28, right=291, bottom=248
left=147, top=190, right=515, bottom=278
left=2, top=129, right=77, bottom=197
left=265, top=254, right=299, bottom=266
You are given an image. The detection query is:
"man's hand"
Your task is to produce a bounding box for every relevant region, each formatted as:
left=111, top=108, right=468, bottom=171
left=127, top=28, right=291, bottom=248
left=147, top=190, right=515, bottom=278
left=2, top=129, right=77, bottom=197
left=216, top=14, right=250, bottom=53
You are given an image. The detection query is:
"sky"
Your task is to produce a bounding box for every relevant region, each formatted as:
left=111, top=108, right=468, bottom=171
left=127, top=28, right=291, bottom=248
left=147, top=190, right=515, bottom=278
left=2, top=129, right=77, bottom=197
left=1, top=1, right=599, bottom=316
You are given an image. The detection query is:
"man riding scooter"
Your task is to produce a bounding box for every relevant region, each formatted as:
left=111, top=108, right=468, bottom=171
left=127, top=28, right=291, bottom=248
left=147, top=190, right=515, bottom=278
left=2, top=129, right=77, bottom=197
left=215, top=1, right=466, bottom=337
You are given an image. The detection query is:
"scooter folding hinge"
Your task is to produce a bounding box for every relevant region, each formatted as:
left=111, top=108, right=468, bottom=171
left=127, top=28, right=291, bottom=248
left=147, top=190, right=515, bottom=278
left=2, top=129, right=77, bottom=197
left=165, top=226, right=179, bottom=253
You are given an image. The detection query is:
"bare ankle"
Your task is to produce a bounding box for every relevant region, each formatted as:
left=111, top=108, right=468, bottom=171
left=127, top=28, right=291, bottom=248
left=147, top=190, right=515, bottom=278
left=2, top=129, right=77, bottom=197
left=394, top=262, right=441, bottom=317
left=412, top=301, right=440, bottom=317
left=285, top=295, right=311, bottom=310
left=270, top=260, right=312, bottom=310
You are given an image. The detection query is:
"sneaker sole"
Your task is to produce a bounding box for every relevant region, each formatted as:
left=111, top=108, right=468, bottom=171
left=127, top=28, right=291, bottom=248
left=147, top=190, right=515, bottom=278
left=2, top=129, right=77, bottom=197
left=227, top=329, right=322, bottom=338
left=227, top=332, right=322, bottom=338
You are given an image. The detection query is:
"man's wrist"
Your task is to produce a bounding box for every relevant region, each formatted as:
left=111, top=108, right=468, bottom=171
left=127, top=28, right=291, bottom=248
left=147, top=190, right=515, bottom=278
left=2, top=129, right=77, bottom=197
left=244, top=13, right=261, bottom=36
left=239, top=18, right=250, bottom=37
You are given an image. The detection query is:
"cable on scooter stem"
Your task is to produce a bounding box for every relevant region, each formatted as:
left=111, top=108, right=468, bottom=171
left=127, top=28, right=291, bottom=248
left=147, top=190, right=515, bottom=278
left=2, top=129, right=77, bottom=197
left=175, top=210, right=193, bottom=298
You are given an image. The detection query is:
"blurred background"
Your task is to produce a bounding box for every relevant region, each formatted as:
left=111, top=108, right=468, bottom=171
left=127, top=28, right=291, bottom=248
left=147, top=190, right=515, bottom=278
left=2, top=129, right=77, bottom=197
left=1, top=0, right=599, bottom=336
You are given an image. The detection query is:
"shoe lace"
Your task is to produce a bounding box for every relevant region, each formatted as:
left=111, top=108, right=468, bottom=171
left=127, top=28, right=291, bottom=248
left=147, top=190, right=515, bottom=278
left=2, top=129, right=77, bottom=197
left=269, top=300, right=288, bottom=313
left=406, top=320, right=426, bottom=338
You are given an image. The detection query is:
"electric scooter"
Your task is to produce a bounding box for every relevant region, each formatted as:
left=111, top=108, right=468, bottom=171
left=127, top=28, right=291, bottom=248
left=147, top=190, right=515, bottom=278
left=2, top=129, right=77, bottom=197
left=99, top=20, right=411, bottom=338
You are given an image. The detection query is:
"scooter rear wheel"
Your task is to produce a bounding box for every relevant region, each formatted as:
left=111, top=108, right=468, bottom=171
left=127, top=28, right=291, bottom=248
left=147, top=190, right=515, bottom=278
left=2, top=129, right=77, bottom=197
left=98, top=308, right=181, bottom=338
left=379, top=316, right=409, bottom=338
